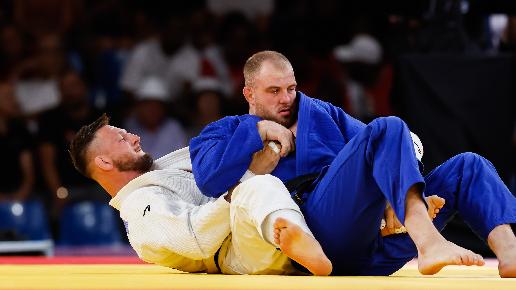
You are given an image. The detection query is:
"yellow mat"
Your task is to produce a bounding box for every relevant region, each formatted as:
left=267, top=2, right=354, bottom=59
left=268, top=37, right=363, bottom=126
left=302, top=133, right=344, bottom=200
left=0, top=262, right=514, bottom=290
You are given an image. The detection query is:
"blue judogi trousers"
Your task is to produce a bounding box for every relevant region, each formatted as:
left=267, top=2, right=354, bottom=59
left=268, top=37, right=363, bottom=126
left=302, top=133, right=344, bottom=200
left=300, top=117, right=516, bottom=275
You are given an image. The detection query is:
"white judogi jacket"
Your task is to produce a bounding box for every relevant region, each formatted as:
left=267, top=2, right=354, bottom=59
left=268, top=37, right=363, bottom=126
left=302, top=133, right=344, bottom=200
left=109, top=147, right=230, bottom=273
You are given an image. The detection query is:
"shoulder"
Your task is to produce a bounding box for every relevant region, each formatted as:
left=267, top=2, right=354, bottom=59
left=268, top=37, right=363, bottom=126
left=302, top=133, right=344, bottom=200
left=201, top=115, right=248, bottom=132
left=311, top=96, right=338, bottom=112
left=119, top=186, right=167, bottom=220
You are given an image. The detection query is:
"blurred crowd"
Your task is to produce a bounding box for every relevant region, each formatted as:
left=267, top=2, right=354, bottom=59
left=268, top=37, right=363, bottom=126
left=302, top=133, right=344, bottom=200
left=1, top=0, right=515, bottom=239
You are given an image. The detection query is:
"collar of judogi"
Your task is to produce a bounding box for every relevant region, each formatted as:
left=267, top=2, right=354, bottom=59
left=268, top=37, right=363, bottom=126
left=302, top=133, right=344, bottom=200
left=109, top=146, right=192, bottom=210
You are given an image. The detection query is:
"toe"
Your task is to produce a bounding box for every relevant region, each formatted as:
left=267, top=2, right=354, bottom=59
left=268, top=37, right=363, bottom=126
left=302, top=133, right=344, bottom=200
left=476, top=254, right=485, bottom=266
left=274, top=217, right=288, bottom=228
left=461, top=253, right=472, bottom=265
left=453, top=254, right=463, bottom=265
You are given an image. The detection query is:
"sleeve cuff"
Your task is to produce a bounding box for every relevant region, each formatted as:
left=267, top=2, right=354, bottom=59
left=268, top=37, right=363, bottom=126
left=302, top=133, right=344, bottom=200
left=239, top=170, right=256, bottom=183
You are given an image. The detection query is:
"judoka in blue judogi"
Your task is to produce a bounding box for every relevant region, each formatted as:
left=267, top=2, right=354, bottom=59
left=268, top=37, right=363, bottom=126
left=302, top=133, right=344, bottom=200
left=190, top=51, right=516, bottom=276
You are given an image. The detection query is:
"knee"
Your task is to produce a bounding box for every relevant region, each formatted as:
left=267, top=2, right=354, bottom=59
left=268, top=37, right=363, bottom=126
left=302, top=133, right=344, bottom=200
left=370, top=116, right=405, bottom=129
left=368, top=116, right=408, bottom=138
left=232, top=174, right=287, bottom=204
left=454, top=152, right=494, bottom=169
left=457, top=152, right=484, bottom=164
left=241, top=174, right=284, bottom=191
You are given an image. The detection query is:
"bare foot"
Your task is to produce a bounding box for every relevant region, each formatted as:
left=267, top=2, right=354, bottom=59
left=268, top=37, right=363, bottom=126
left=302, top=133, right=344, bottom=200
left=273, top=217, right=332, bottom=276
left=381, top=195, right=446, bottom=237
left=487, top=224, right=516, bottom=278
left=496, top=245, right=516, bottom=278
left=418, top=239, right=485, bottom=275
left=499, top=255, right=516, bottom=278
left=425, top=195, right=445, bottom=220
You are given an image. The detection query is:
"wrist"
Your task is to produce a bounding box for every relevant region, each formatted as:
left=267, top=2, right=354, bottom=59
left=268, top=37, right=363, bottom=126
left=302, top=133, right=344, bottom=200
left=256, top=121, right=266, bottom=141
left=240, top=170, right=256, bottom=183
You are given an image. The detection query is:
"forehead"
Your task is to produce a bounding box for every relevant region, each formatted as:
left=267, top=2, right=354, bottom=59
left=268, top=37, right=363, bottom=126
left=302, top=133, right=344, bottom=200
left=91, top=125, right=124, bottom=155
left=96, top=125, right=125, bottom=140
left=255, top=61, right=295, bottom=84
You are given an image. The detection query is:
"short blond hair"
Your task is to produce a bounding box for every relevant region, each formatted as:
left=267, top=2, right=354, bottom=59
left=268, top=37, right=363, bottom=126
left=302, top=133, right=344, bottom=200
left=243, top=50, right=292, bottom=87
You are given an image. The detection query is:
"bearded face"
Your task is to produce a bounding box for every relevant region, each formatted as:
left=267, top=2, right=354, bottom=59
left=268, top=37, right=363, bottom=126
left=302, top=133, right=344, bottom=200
left=114, top=153, right=154, bottom=173
left=246, top=60, right=298, bottom=128
left=254, top=98, right=297, bottom=128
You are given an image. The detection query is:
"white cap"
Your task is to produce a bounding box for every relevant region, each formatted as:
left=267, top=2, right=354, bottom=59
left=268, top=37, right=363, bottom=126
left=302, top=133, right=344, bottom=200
left=136, top=77, right=169, bottom=101
left=192, top=77, right=222, bottom=94
left=334, top=34, right=382, bottom=64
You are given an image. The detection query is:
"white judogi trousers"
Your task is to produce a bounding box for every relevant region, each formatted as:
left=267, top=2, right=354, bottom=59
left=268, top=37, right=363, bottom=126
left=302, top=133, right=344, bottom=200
left=220, top=175, right=304, bottom=275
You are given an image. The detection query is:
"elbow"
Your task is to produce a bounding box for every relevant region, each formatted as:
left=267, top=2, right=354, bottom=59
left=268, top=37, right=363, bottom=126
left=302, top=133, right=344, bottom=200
left=195, top=177, right=224, bottom=198
left=200, top=187, right=223, bottom=198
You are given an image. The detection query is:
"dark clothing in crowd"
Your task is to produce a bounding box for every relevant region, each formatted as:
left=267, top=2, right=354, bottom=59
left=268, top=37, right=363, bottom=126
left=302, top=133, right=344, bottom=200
left=37, top=106, right=101, bottom=188
left=0, top=120, right=32, bottom=193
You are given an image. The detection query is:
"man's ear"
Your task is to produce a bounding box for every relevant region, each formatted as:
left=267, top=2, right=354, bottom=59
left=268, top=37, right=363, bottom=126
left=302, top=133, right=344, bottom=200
left=94, top=155, right=113, bottom=171
left=243, top=86, right=254, bottom=106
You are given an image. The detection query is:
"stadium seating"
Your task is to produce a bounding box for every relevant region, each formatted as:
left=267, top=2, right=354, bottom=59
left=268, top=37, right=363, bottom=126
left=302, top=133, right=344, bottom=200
left=58, top=201, right=122, bottom=246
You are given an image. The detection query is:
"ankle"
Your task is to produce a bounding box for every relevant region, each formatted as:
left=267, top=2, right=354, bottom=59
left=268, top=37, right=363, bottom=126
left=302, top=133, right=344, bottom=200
left=488, top=224, right=516, bottom=256
left=417, top=235, right=448, bottom=255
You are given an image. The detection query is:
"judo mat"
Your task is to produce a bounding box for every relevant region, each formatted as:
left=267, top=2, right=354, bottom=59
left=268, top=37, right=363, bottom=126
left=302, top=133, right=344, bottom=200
left=0, top=257, right=514, bottom=290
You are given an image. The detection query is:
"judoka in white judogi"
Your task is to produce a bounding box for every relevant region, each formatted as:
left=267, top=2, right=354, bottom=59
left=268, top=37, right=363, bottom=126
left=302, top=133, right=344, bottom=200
left=109, top=147, right=308, bottom=274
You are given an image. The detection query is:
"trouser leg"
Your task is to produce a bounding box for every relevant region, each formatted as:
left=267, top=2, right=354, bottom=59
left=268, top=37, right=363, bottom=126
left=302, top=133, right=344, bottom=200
left=364, top=152, right=516, bottom=275
left=426, top=152, right=516, bottom=238
left=301, top=116, right=425, bottom=275
left=219, top=175, right=305, bottom=275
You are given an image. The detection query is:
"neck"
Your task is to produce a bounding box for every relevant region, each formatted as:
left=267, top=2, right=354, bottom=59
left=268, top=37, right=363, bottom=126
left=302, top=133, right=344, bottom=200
left=96, top=170, right=144, bottom=198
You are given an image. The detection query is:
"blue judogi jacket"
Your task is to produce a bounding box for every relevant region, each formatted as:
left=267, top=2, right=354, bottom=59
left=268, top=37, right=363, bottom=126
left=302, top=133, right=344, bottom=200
left=190, top=92, right=366, bottom=198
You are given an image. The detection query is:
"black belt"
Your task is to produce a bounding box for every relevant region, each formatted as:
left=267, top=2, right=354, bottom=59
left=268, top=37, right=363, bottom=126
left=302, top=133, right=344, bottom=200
left=214, top=247, right=221, bottom=272
left=284, top=173, right=320, bottom=206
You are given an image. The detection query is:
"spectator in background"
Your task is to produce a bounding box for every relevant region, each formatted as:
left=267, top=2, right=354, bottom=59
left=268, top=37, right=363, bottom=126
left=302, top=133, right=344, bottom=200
left=500, top=16, right=516, bottom=52
left=0, top=25, right=27, bottom=80
left=186, top=77, right=227, bottom=140
left=120, top=13, right=231, bottom=103
left=216, top=12, right=259, bottom=112
left=207, top=0, right=273, bottom=54
left=334, top=34, right=393, bottom=122
left=120, top=15, right=189, bottom=102
left=37, top=70, right=104, bottom=217
left=207, top=0, right=274, bottom=21
left=124, top=77, right=187, bottom=159
left=189, top=8, right=233, bottom=97
left=13, top=0, right=79, bottom=38
left=0, top=81, right=34, bottom=202
left=267, top=0, right=347, bottom=109
left=12, top=33, right=67, bottom=117
left=79, top=0, right=138, bottom=113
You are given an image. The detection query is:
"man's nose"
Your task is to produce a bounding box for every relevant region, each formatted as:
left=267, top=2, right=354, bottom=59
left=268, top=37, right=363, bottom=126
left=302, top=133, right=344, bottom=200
left=128, top=133, right=140, bottom=145
left=279, top=90, right=292, bottom=104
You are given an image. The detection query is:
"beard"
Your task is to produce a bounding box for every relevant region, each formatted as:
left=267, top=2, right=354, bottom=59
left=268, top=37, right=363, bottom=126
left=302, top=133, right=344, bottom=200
left=114, top=153, right=154, bottom=173
left=255, top=103, right=297, bottom=128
